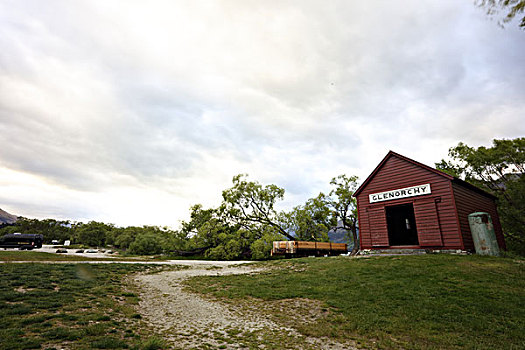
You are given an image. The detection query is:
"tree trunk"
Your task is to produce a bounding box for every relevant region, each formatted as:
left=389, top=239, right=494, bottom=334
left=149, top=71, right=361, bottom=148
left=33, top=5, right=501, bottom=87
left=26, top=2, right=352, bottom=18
left=350, top=227, right=359, bottom=256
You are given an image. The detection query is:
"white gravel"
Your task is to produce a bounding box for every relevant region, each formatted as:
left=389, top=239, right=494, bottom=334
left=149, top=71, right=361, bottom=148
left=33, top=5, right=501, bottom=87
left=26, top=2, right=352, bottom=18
left=133, top=261, right=357, bottom=349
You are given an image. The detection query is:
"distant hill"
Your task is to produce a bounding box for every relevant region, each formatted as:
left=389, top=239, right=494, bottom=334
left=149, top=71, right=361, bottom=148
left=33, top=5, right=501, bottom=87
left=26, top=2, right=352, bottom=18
left=0, top=208, right=18, bottom=224
left=328, top=227, right=359, bottom=251
left=328, top=229, right=349, bottom=244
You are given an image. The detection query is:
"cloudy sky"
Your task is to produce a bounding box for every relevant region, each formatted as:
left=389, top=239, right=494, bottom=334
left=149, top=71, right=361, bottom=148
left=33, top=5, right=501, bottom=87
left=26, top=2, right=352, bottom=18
left=0, top=0, right=524, bottom=227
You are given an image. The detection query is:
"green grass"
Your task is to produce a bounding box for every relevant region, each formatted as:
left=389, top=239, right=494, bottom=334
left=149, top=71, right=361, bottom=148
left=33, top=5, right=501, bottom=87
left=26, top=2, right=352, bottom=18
left=186, top=254, right=525, bottom=349
left=0, top=250, right=166, bottom=262
left=0, top=250, right=113, bottom=261
left=0, top=263, right=163, bottom=350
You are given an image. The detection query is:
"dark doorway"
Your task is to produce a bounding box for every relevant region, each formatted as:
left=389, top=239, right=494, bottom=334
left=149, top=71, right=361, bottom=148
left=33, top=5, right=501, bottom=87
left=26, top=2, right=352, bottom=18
left=386, top=203, right=419, bottom=246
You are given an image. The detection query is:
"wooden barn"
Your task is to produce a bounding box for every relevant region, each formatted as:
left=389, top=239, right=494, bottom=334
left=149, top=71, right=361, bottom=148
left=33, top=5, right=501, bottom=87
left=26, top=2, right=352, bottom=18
left=354, top=151, right=506, bottom=252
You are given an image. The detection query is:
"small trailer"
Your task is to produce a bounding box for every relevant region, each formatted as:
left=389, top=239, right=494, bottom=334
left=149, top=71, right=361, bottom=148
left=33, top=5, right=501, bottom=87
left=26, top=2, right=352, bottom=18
left=271, top=241, right=348, bottom=257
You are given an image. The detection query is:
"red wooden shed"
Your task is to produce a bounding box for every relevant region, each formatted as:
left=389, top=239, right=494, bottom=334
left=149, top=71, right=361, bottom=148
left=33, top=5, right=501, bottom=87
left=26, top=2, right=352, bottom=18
left=354, top=151, right=506, bottom=252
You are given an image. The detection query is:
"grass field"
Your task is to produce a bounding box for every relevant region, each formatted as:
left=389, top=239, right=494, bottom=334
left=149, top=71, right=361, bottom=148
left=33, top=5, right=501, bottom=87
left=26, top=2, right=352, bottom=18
left=186, top=254, right=525, bottom=350
left=0, top=250, right=110, bottom=261
left=0, top=250, right=169, bottom=262
left=0, top=262, right=165, bottom=350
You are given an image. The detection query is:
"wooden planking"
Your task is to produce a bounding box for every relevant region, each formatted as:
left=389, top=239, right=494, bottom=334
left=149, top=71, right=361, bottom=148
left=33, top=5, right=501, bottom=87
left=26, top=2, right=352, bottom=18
left=356, top=197, right=369, bottom=248
left=452, top=183, right=506, bottom=251
left=357, top=154, right=462, bottom=249
left=362, top=157, right=449, bottom=198
left=271, top=241, right=347, bottom=255
left=368, top=206, right=389, bottom=246
left=295, top=242, right=346, bottom=250
left=414, top=199, right=443, bottom=246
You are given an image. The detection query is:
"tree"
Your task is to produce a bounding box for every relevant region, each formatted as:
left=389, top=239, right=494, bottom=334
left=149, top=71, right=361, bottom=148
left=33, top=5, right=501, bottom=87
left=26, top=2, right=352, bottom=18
left=180, top=204, right=215, bottom=238
left=328, top=175, right=360, bottom=255
left=4, top=218, right=73, bottom=243
left=281, top=193, right=335, bottom=242
left=221, top=174, right=294, bottom=240
left=177, top=175, right=294, bottom=259
left=436, top=137, right=525, bottom=254
left=476, top=0, right=525, bottom=29
left=114, top=229, right=136, bottom=250
left=128, top=233, right=164, bottom=255
left=74, top=221, right=113, bottom=247
left=250, top=227, right=285, bottom=260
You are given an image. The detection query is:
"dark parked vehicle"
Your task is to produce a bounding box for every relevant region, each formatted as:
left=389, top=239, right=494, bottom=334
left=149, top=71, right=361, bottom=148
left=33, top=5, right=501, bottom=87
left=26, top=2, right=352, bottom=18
left=0, top=233, right=44, bottom=250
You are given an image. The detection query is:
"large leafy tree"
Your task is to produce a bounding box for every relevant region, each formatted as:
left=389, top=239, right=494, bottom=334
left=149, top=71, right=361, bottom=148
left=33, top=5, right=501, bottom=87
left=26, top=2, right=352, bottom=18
left=328, top=175, right=360, bottom=255
left=176, top=175, right=290, bottom=260
left=280, top=175, right=360, bottom=255
left=436, top=137, right=525, bottom=254
left=221, top=174, right=294, bottom=240
left=281, top=193, right=335, bottom=242
left=74, top=221, right=114, bottom=247
left=175, top=204, right=232, bottom=255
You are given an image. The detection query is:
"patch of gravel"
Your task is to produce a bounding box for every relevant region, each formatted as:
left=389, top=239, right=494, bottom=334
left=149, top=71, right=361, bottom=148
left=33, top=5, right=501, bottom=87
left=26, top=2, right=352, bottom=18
left=133, top=261, right=356, bottom=349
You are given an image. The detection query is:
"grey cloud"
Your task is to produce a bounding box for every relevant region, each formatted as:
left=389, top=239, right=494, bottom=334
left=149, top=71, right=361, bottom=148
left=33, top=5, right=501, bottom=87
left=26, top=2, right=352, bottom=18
left=0, top=0, right=523, bottom=225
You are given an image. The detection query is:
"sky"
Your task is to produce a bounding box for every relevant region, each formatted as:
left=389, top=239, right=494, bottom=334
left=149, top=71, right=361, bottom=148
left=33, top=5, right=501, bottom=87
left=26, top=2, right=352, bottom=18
left=0, top=0, right=524, bottom=228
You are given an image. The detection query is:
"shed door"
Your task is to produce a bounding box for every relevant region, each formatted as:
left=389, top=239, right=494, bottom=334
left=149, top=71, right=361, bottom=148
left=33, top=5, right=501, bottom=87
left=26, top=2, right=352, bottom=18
left=367, top=206, right=389, bottom=246
left=413, top=199, right=443, bottom=246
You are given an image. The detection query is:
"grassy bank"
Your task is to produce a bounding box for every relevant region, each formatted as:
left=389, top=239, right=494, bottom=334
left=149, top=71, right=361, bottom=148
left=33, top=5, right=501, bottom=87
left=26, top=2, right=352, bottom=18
left=0, top=263, right=164, bottom=350
left=0, top=250, right=111, bottom=261
left=0, top=250, right=166, bottom=262
left=186, top=254, right=525, bottom=349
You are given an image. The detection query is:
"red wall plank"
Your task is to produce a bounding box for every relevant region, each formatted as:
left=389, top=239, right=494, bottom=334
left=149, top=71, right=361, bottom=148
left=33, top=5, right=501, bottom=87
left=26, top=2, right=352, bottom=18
left=452, top=183, right=506, bottom=251
left=367, top=206, right=389, bottom=246
left=413, top=199, right=443, bottom=246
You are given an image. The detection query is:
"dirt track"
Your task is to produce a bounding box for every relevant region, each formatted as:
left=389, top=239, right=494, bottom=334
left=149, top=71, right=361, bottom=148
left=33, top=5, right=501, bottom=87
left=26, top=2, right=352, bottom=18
left=133, top=261, right=356, bottom=350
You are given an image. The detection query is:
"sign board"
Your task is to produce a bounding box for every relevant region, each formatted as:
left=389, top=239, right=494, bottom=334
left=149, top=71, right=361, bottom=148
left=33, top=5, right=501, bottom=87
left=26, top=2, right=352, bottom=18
left=64, top=240, right=71, bottom=246
left=369, top=184, right=431, bottom=203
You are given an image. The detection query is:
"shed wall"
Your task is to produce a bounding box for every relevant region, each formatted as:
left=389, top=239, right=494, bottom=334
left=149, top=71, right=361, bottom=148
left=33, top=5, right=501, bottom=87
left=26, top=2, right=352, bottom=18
left=357, top=155, right=462, bottom=249
left=451, top=182, right=506, bottom=251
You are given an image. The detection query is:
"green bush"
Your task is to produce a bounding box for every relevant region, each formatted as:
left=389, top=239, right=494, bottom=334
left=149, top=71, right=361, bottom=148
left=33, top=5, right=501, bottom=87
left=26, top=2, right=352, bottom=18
left=128, top=234, right=164, bottom=255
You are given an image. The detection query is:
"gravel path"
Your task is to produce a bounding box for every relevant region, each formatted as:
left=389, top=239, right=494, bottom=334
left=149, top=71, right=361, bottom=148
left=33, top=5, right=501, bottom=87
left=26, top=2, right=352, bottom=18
left=133, top=261, right=356, bottom=350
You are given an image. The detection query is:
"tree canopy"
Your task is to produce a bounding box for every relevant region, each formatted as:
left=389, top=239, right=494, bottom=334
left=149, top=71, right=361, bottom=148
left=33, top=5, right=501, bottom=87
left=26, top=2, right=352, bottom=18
left=476, top=0, right=525, bottom=29
left=436, top=137, right=525, bottom=254
left=221, top=174, right=293, bottom=240
left=328, top=175, right=360, bottom=255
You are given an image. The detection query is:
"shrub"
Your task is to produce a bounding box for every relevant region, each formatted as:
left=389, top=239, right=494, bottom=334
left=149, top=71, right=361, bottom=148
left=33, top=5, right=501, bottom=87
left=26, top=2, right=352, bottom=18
left=127, top=234, right=164, bottom=255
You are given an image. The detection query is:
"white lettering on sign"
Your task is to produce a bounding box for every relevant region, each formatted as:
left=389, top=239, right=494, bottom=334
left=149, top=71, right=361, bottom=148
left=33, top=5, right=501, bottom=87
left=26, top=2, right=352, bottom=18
left=369, top=184, right=431, bottom=203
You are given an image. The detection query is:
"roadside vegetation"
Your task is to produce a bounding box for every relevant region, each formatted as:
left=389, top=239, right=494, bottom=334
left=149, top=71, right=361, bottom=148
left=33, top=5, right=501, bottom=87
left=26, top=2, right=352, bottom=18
left=0, top=263, right=166, bottom=350
left=186, top=254, right=525, bottom=350
left=0, top=174, right=360, bottom=260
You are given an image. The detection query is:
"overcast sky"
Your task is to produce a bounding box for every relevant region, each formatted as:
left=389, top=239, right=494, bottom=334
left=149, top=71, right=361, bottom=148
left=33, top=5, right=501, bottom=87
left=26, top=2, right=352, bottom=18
left=1, top=0, right=524, bottom=227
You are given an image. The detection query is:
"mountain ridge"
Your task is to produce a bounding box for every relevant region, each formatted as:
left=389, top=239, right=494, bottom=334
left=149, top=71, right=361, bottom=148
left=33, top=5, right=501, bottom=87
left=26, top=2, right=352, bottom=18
left=0, top=208, right=18, bottom=224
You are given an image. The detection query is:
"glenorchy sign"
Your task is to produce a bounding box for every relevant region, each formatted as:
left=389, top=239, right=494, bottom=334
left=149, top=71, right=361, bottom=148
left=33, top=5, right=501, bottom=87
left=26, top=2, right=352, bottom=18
left=369, top=184, right=431, bottom=203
